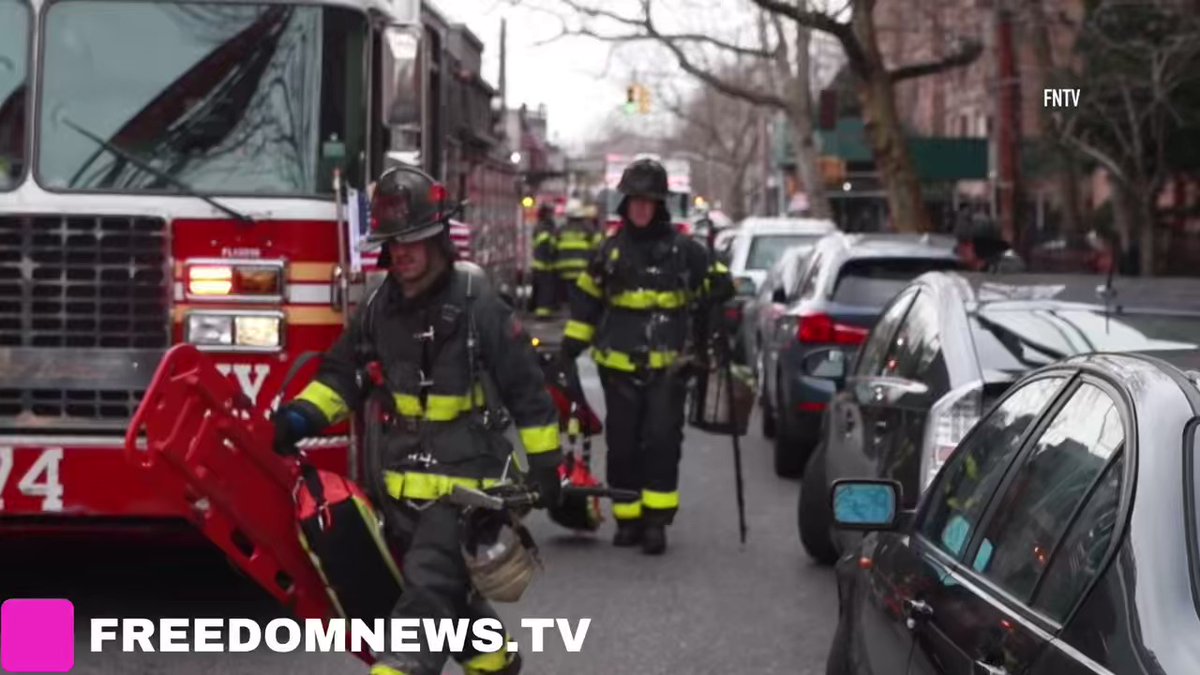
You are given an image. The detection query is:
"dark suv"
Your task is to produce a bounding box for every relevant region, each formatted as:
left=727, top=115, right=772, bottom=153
left=798, top=272, right=1200, bottom=563
left=755, top=233, right=961, bottom=476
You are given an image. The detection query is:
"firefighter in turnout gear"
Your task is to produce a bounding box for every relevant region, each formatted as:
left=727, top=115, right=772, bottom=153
left=554, top=199, right=599, bottom=290
left=273, top=166, right=562, bottom=675
left=531, top=203, right=559, bottom=318
left=559, top=158, right=733, bottom=555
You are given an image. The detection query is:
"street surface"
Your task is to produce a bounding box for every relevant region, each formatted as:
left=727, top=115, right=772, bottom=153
left=0, top=360, right=837, bottom=675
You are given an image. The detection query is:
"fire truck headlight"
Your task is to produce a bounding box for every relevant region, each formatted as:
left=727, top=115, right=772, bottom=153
left=235, top=315, right=281, bottom=348
left=186, top=314, right=234, bottom=346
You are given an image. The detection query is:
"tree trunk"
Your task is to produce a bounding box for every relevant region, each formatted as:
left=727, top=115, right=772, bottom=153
left=1136, top=187, right=1156, bottom=277
left=729, top=164, right=750, bottom=222
left=852, top=5, right=933, bottom=233
left=1026, top=0, right=1084, bottom=236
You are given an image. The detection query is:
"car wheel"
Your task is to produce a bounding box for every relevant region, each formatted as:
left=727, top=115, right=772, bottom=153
left=799, top=443, right=839, bottom=565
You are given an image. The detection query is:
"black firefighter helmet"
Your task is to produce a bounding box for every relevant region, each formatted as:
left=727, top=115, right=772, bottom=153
left=617, top=158, right=670, bottom=202
left=359, top=165, right=453, bottom=253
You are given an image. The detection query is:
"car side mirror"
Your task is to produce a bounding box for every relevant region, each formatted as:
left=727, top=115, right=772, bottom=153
left=801, top=347, right=849, bottom=385
left=771, top=287, right=788, bottom=304
left=831, top=479, right=904, bottom=531
left=733, top=276, right=757, bottom=297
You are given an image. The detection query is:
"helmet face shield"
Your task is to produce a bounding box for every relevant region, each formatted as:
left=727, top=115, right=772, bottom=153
left=359, top=165, right=453, bottom=252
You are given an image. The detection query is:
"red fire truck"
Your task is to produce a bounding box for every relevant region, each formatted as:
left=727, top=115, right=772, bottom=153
left=0, top=0, right=523, bottom=534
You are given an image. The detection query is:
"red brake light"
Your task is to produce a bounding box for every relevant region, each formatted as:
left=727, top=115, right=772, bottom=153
left=724, top=305, right=743, bottom=322
left=796, top=313, right=868, bottom=345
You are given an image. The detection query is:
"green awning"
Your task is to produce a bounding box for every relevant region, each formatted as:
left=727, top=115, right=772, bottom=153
left=778, top=117, right=990, bottom=182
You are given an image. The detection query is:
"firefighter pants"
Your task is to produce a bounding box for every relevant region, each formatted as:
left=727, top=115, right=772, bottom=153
left=598, top=368, right=687, bottom=525
left=532, top=271, right=559, bottom=317
left=371, top=501, right=516, bottom=675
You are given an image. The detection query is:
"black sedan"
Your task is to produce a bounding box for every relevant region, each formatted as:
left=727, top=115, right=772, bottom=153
left=825, top=350, right=1200, bottom=674
left=800, top=273, right=1200, bottom=564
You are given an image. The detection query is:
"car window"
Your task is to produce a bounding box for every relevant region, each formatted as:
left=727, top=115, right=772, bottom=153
left=970, top=382, right=1125, bottom=602
left=831, top=258, right=960, bottom=306
left=1032, top=453, right=1123, bottom=622
left=745, top=235, right=821, bottom=271
left=798, top=252, right=825, bottom=301
left=855, top=289, right=917, bottom=377
left=879, top=292, right=941, bottom=380
left=920, top=377, right=1067, bottom=559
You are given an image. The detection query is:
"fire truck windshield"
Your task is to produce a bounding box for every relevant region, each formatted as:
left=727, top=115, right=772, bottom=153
left=37, top=2, right=366, bottom=197
left=0, top=0, right=29, bottom=192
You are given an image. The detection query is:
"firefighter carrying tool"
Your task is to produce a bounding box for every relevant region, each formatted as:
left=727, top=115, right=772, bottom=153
left=554, top=199, right=600, bottom=291
left=558, top=158, right=733, bottom=555
left=531, top=203, right=559, bottom=318
left=273, top=166, right=563, bottom=675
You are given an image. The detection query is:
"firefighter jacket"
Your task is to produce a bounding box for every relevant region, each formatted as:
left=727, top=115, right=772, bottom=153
left=293, top=263, right=561, bottom=500
left=532, top=218, right=558, bottom=274
left=554, top=219, right=599, bottom=281
left=561, top=218, right=733, bottom=373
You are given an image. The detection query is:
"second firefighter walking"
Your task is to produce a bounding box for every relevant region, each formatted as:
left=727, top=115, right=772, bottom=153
left=559, top=158, right=732, bottom=555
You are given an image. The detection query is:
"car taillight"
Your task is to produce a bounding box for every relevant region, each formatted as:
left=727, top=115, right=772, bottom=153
left=796, top=313, right=869, bottom=345
left=919, top=382, right=983, bottom=491
left=724, top=304, right=743, bottom=323
left=185, top=260, right=285, bottom=302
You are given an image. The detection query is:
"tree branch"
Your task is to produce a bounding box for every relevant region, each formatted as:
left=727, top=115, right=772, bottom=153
left=746, top=0, right=866, bottom=72
left=889, top=39, right=984, bottom=81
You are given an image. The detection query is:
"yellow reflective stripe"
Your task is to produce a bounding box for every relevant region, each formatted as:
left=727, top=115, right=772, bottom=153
left=643, top=489, right=680, bottom=510
left=392, top=386, right=484, bottom=421
left=520, top=424, right=560, bottom=455
left=591, top=349, right=679, bottom=372
left=384, top=471, right=503, bottom=501
left=370, top=666, right=408, bottom=675
left=577, top=273, right=603, bottom=299
left=567, top=417, right=581, bottom=436
left=297, top=381, right=349, bottom=424
left=535, top=307, right=554, bottom=317
left=534, top=232, right=555, bottom=245
left=610, top=289, right=689, bottom=310
left=463, top=648, right=512, bottom=674
left=564, top=320, right=595, bottom=343
left=532, top=261, right=554, bottom=271
left=555, top=258, right=589, bottom=269
left=612, top=501, right=642, bottom=520
left=556, top=240, right=593, bottom=251
left=711, top=262, right=729, bottom=274
left=561, top=270, right=583, bottom=280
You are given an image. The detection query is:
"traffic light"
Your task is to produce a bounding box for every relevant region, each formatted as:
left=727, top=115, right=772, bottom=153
left=624, top=86, right=637, bottom=115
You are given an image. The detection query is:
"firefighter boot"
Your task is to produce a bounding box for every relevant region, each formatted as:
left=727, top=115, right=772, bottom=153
left=612, top=520, right=642, bottom=547
left=641, top=522, right=667, bottom=555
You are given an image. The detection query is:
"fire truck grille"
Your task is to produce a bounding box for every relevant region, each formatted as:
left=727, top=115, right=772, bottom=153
left=0, top=388, right=145, bottom=421
left=0, top=215, right=169, bottom=348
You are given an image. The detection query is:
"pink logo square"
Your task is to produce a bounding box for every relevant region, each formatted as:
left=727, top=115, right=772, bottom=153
left=1, top=599, right=75, bottom=673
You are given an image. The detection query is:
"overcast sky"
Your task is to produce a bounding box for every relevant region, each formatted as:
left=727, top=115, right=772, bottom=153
left=444, top=0, right=636, bottom=150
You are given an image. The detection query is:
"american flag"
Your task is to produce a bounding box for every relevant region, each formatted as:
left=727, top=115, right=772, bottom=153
left=449, top=219, right=473, bottom=261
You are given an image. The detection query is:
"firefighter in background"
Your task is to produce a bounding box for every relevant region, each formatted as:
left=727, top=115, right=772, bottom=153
left=273, top=166, right=562, bottom=675
left=554, top=199, right=600, bottom=294
left=531, top=203, right=559, bottom=318
left=558, top=159, right=733, bottom=555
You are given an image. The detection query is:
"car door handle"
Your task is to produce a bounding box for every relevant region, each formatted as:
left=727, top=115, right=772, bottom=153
left=903, top=598, right=933, bottom=629
left=973, top=661, right=1008, bottom=675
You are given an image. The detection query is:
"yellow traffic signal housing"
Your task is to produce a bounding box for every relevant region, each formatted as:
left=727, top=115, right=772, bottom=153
left=637, top=85, right=651, bottom=114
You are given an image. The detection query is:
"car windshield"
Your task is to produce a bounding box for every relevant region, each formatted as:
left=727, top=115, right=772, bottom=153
left=0, top=0, right=29, bottom=191
left=746, top=235, right=822, bottom=271
left=831, top=257, right=960, bottom=305
left=37, top=1, right=366, bottom=196
left=971, top=305, right=1200, bottom=372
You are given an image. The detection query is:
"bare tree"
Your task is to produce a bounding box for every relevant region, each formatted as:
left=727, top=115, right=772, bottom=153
left=749, top=0, right=983, bottom=233
left=535, top=0, right=982, bottom=232
left=530, top=0, right=835, bottom=219
left=657, top=65, right=766, bottom=220
left=1056, top=1, right=1200, bottom=275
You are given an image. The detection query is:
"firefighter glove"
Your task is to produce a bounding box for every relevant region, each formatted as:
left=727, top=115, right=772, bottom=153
left=272, top=404, right=316, bottom=457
